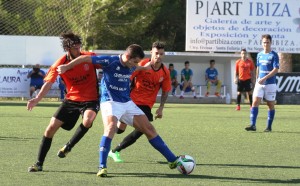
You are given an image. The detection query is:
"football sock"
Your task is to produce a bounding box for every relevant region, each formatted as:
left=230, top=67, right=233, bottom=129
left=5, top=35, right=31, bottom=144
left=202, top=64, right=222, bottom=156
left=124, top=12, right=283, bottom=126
left=267, top=110, right=275, bottom=129
left=250, top=107, right=258, bottom=126
left=112, top=129, right=143, bottom=153
left=180, top=91, right=184, bottom=96
left=99, top=136, right=112, bottom=168
left=37, top=136, right=52, bottom=165
left=249, top=94, right=253, bottom=106
left=237, top=94, right=241, bottom=105
left=149, top=135, right=177, bottom=162
left=68, top=123, right=89, bottom=148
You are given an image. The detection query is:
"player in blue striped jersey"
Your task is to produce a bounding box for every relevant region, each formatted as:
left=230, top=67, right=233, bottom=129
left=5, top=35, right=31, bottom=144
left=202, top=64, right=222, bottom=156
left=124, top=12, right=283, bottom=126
left=245, top=34, right=279, bottom=132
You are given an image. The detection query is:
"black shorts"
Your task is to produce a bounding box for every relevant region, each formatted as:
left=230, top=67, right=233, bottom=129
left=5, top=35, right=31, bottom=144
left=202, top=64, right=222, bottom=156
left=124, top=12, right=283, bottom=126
left=53, top=100, right=100, bottom=131
left=237, top=79, right=252, bottom=92
left=137, top=105, right=153, bottom=122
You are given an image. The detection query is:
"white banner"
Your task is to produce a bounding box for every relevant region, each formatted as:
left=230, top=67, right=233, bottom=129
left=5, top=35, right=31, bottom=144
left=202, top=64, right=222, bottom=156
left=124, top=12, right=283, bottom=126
left=0, top=68, right=60, bottom=98
left=186, top=0, right=300, bottom=53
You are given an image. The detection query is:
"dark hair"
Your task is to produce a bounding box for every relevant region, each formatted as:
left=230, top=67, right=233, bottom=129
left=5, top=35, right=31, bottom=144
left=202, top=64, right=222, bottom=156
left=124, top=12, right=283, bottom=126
left=210, top=59, right=215, bottom=64
left=262, top=34, right=272, bottom=42
left=169, top=63, right=174, bottom=67
left=126, top=44, right=145, bottom=59
left=60, top=32, right=82, bottom=51
left=152, top=41, right=165, bottom=50
left=184, top=61, right=189, bottom=65
left=241, top=48, right=247, bottom=52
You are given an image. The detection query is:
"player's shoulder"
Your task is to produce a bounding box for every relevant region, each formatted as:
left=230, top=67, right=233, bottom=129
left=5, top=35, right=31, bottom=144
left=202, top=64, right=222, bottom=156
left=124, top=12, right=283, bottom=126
left=139, top=58, right=151, bottom=66
left=81, top=51, right=96, bottom=56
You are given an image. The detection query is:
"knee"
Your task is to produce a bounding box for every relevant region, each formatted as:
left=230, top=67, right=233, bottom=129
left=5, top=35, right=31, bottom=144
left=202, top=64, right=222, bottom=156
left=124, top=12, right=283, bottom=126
left=116, top=128, right=125, bottom=134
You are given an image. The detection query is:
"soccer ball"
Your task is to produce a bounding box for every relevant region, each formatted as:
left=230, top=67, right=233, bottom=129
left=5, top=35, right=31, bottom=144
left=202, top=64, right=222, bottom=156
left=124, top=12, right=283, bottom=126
left=176, top=155, right=195, bottom=175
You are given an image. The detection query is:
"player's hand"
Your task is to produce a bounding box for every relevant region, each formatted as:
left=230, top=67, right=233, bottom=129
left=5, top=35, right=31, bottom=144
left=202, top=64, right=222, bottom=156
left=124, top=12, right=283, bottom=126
left=57, top=65, right=68, bottom=74
left=155, top=107, right=163, bottom=120
left=27, top=98, right=39, bottom=111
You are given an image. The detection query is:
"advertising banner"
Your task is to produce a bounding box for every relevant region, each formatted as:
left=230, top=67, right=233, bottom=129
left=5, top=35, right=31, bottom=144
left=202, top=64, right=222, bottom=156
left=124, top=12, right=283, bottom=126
left=186, top=0, right=300, bottom=53
left=0, top=68, right=60, bottom=98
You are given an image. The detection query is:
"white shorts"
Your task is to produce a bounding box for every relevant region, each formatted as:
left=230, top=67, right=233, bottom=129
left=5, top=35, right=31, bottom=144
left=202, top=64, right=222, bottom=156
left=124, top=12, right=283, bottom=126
left=100, top=101, right=145, bottom=126
left=253, top=83, right=277, bottom=101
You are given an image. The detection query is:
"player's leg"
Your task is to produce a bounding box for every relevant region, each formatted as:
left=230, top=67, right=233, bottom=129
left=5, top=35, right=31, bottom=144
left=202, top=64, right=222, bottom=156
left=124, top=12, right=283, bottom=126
left=28, top=117, right=63, bottom=172
left=109, top=105, right=153, bottom=162
left=245, top=83, right=263, bottom=131
left=215, top=80, right=222, bottom=96
left=189, top=82, right=196, bottom=98
left=58, top=107, right=98, bottom=158
left=97, top=101, right=124, bottom=177
left=264, top=84, right=276, bottom=132
left=29, top=85, right=36, bottom=98
left=206, top=81, right=211, bottom=96
left=245, top=79, right=253, bottom=107
left=180, top=81, right=188, bottom=98
left=236, top=80, right=243, bottom=110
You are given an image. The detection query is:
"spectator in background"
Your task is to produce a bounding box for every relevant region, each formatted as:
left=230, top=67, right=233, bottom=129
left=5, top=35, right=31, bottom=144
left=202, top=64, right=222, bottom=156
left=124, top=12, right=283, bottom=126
left=234, top=49, right=255, bottom=111
left=205, top=60, right=222, bottom=97
left=27, top=64, right=45, bottom=98
left=180, top=61, right=196, bottom=99
left=169, top=63, right=178, bottom=96
left=58, top=77, right=66, bottom=101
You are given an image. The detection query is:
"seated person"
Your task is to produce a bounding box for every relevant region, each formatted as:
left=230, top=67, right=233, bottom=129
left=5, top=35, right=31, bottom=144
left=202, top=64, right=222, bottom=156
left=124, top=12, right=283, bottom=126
left=179, top=61, right=196, bottom=99
left=168, top=63, right=178, bottom=96
left=58, top=77, right=66, bottom=101
left=27, top=64, right=45, bottom=98
left=205, top=60, right=222, bottom=97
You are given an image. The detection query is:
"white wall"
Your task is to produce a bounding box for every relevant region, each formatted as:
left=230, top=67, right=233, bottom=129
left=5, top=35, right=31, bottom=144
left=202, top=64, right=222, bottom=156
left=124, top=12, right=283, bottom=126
left=0, top=35, right=64, bottom=66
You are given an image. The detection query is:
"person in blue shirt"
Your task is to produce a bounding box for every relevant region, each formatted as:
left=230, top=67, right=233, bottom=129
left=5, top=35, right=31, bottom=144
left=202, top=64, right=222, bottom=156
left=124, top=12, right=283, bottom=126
left=27, top=64, right=45, bottom=98
left=245, top=34, right=279, bottom=132
left=179, top=61, right=196, bottom=99
left=169, top=63, right=178, bottom=96
left=57, top=44, right=179, bottom=177
left=205, top=60, right=222, bottom=97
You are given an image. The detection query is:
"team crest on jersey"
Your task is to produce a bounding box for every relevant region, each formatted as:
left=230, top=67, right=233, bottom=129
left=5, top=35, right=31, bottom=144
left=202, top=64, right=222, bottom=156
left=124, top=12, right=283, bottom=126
left=268, top=55, right=273, bottom=61
left=116, top=66, right=120, bottom=71
left=159, top=77, right=164, bottom=82
left=84, top=64, right=89, bottom=71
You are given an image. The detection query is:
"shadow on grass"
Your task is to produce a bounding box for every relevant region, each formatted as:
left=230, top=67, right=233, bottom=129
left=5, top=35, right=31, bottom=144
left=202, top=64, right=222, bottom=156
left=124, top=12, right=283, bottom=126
left=0, top=102, right=60, bottom=107
left=0, top=136, right=38, bottom=141
left=199, top=163, right=300, bottom=169
left=47, top=170, right=300, bottom=184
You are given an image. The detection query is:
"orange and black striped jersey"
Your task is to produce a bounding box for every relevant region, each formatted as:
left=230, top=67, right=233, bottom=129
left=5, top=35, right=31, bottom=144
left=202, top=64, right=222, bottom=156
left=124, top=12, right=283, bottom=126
left=130, top=58, right=171, bottom=108
left=44, top=51, right=101, bottom=101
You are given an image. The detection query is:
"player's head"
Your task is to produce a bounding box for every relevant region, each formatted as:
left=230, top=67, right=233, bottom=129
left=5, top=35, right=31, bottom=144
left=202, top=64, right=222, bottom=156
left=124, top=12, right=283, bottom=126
left=261, top=34, right=272, bottom=52
left=151, top=41, right=165, bottom=64
left=209, top=59, right=215, bottom=67
left=241, top=48, right=247, bottom=60
left=60, top=32, right=82, bottom=58
left=184, top=61, right=190, bottom=69
left=169, top=63, right=174, bottom=70
left=124, top=44, right=145, bottom=68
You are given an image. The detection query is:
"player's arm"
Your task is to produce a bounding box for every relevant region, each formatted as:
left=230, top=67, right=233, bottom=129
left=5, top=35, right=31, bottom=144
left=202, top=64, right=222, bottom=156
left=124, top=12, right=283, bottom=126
left=27, top=81, right=53, bottom=111
left=135, top=61, right=151, bottom=71
left=258, top=68, right=278, bottom=84
left=155, top=90, right=168, bottom=120
left=57, top=55, right=92, bottom=74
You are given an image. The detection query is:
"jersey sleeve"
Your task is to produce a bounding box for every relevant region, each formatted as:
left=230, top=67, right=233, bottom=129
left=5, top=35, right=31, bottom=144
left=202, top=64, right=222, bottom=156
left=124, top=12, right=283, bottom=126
left=44, top=55, right=67, bottom=83
left=273, top=52, right=280, bottom=69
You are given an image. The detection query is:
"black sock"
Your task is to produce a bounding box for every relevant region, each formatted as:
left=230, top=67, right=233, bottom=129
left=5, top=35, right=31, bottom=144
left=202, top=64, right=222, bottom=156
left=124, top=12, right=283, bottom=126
left=37, top=136, right=52, bottom=166
left=68, top=123, right=89, bottom=148
left=112, top=130, right=143, bottom=153
left=237, top=94, right=241, bottom=105
left=249, top=94, right=253, bottom=106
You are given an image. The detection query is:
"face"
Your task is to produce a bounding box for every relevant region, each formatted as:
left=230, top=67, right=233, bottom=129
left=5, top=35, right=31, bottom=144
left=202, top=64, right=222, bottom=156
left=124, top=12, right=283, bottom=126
left=241, top=51, right=247, bottom=59
left=68, top=44, right=81, bottom=59
left=185, top=63, right=189, bottom=69
left=169, top=66, right=174, bottom=70
left=125, top=56, right=142, bottom=68
left=210, top=62, right=215, bottom=67
left=262, top=38, right=271, bottom=52
left=151, top=47, right=164, bottom=64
